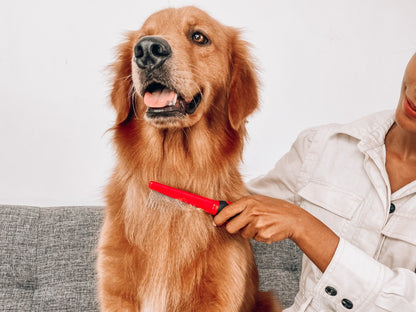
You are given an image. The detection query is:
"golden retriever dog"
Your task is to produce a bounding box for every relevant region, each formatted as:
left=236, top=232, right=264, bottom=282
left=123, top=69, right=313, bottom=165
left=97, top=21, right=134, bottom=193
left=97, top=6, right=280, bottom=312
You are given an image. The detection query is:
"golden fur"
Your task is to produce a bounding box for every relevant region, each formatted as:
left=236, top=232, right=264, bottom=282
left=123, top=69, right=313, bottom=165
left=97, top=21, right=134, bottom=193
left=97, top=6, right=280, bottom=311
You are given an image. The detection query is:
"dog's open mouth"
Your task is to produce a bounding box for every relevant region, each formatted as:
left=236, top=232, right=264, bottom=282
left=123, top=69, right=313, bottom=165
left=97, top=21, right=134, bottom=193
left=143, top=82, right=202, bottom=118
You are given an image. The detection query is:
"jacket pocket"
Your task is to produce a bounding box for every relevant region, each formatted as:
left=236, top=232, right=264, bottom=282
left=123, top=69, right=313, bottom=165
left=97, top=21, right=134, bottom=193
left=380, top=214, right=416, bottom=272
left=298, top=181, right=362, bottom=221
left=382, top=214, right=416, bottom=246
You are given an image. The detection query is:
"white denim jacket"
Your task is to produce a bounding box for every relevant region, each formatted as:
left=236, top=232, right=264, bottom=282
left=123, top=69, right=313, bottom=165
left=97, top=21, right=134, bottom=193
left=248, top=110, right=416, bottom=311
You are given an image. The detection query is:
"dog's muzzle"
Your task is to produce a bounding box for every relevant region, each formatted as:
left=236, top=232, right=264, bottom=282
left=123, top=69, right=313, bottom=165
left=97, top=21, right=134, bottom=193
left=133, top=36, right=202, bottom=119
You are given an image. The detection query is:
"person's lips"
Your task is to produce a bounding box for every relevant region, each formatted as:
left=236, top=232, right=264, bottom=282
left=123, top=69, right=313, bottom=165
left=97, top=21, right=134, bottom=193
left=404, top=96, right=416, bottom=119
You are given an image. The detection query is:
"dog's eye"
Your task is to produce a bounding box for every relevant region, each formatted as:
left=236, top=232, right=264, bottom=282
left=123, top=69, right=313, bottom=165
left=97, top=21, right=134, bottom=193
left=191, top=32, right=210, bottom=45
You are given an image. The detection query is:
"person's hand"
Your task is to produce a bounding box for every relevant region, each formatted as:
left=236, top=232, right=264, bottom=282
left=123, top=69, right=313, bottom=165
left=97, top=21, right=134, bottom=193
left=214, top=195, right=302, bottom=244
left=214, top=195, right=340, bottom=272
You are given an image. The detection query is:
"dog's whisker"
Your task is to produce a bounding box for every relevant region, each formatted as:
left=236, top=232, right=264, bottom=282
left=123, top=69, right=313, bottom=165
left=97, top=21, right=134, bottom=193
left=114, top=74, right=133, bottom=83
left=128, top=85, right=139, bottom=120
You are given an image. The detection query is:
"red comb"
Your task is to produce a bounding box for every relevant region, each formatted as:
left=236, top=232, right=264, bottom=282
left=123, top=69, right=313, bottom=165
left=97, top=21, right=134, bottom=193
left=148, top=181, right=230, bottom=215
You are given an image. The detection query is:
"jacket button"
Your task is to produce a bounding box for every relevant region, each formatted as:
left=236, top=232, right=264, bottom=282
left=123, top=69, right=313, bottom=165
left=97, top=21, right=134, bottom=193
left=389, top=203, right=396, bottom=214
left=341, top=298, right=353, bottom=309
left=325, top=286, right=337, bottom=296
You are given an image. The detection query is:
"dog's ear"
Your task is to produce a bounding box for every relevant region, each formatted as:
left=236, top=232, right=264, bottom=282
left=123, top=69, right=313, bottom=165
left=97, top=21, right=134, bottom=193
left=110, top=32, right=136, bottom=125
left=227, top=33, right=259, bottom=130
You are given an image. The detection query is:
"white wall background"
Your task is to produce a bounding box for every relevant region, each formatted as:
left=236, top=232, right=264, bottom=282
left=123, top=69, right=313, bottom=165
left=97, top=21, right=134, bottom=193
left=1, top=0, right=415, bottom=206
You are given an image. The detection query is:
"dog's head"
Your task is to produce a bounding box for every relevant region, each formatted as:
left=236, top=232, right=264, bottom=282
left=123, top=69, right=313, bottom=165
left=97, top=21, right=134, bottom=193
left=111, top=6, right=258, bottom=131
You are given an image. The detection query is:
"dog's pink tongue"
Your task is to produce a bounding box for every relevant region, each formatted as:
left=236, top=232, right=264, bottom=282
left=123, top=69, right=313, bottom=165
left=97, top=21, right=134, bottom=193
left=144, top=89, right=176, bottom=108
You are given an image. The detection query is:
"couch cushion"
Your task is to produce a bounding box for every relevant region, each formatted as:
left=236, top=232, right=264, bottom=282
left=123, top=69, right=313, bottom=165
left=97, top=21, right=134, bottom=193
left=0, top=205, right=301, bottom=311
left=0, top=205, right=39, bottom=311
left=252, top=239, right=302, bottom=308
left=0, top=205, right=103, bottom=312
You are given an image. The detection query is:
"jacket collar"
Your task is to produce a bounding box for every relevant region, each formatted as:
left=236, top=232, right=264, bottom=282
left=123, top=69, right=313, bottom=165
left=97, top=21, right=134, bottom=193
left=336, top=110, right=395, bottom=153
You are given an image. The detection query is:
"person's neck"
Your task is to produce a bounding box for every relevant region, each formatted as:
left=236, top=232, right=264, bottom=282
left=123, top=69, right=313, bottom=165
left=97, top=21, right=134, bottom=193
left=385, top=123, right=416, bottom=162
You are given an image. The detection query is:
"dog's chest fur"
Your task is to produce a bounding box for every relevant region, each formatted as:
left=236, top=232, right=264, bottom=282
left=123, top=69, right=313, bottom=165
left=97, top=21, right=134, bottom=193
left=122, top=178, right=223, bottom=309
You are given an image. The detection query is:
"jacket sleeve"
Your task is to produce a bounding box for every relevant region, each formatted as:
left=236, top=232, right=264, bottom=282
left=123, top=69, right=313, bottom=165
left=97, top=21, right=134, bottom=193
left=246, top=127, right=318, bottom=203
left=314, top=238, right=416, bottom=311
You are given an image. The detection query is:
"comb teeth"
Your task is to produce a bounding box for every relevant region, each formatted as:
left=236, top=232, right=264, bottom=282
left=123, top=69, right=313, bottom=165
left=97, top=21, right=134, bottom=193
left=148, top=181, right=220, bottom=215
left=146, top=189, right=190, bottom=212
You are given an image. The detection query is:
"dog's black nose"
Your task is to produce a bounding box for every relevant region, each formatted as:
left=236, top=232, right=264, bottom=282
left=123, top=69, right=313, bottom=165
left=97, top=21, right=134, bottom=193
left=134, top=36, right=172, bottom=70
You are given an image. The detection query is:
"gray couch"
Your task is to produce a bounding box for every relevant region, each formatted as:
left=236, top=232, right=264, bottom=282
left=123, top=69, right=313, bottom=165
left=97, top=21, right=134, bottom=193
left=0, top=205, right=302, bottom=311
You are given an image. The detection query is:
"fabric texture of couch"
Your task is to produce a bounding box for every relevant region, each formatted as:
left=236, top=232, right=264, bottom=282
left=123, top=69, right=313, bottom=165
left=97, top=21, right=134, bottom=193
left=0, top=204, right=302, bottom=311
